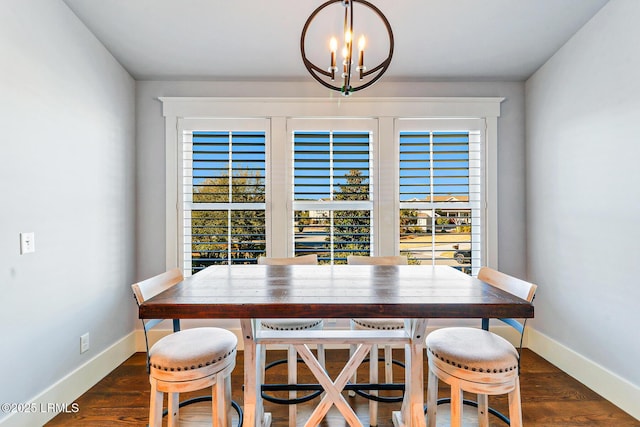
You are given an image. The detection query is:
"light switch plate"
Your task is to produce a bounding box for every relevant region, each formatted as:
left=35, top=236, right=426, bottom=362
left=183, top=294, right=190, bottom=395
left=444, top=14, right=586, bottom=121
left=20, top=232, right=35, bottom=254
left=80, top=333, right=90, bottom=353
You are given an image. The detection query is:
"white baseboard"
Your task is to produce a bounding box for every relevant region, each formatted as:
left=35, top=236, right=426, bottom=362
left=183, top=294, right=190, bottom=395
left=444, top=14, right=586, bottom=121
left=527, top=327, right=640, bottom=421
left=0, top=332, right=136, bottom=427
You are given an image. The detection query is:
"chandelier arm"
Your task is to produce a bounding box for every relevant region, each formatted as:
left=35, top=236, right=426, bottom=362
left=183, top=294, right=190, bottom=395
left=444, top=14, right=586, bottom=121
left=303, top=58, right=334, bottom=79
left=360, top=58, right=390, bottom=78
left=344, top=0, right=354, bottom=92
left=309, top=77, right=343, bottom=92
left=300, top=0, right=338, bottom=81
left=357, top=0, right=394, bottom=78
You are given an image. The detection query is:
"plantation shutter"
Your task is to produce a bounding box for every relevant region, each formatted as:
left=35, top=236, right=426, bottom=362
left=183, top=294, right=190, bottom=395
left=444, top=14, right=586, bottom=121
left=182, top=124, right=267, bottom=274
left=397, top=121, right=482, bottom=274
left=290, top=119, right=375, bottom=264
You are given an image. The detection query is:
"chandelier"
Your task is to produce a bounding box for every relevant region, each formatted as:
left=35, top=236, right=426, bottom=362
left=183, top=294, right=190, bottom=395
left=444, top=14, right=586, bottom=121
left=300, top=0, right=394, bottom=96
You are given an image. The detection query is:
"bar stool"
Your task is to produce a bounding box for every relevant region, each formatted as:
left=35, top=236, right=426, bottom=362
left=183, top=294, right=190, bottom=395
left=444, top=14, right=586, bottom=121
left=347, top=255, right=408, bottom=427
left=257, top=254, right=325, bottom=427
left=132, top=269, right=238, bottom=427
left=425, top=267, right=537, bottom=427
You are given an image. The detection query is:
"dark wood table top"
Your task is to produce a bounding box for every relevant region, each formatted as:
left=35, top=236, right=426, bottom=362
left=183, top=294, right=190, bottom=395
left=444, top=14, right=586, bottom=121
left=138, top=264, right=534, bottom=320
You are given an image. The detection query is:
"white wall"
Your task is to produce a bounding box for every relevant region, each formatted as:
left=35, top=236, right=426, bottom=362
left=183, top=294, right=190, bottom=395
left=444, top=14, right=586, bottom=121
left=526, top=0, right=640, bottom=404
left=0, top=0, right=136, bottom=424
left=136, top=80, right=526, bottom=282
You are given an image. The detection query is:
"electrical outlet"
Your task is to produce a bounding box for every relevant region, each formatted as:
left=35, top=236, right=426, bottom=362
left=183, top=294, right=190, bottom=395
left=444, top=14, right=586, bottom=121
left=80, top=333, right=90, bottom=353
left=20, top=232, right=35, bottom=254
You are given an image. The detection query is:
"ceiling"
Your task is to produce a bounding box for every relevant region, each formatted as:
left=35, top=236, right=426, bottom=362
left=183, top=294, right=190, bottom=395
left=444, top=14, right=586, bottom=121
left=62, top=0, right=609, bottom=82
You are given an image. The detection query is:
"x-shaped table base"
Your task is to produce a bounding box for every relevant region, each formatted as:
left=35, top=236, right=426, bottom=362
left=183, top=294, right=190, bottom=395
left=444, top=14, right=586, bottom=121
left=294, top=343, right=372, bottom=427
left=241, top=320, right=428, bottom=427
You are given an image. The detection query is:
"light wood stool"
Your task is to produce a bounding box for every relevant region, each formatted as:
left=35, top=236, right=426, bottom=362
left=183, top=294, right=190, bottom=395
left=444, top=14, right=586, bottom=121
left=425, top=267, right=537, bottom=427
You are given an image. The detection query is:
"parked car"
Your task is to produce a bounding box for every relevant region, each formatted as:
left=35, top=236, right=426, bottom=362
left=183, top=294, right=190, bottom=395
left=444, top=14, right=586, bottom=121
left=452, top=243, right=471, bottom=264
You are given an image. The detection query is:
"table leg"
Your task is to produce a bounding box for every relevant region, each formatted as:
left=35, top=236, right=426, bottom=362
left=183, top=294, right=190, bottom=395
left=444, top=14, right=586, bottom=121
left=393, top=319, right=428, bottom=427
left=241, top=319, right=271, bottom=427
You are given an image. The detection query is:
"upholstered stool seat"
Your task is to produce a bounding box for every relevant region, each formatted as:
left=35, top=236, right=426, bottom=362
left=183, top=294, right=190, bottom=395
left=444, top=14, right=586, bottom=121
left=351, top=318, right=404, bottom=331
left=426, top=327, right=518, bottom=377
left=260, top=319, right=323, bottom=331
left=149, top=328, right=237, bottom=377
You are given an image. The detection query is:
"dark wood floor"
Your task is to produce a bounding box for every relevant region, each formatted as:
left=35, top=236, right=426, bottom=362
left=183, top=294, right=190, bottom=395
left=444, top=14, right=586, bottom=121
left=46, top=349, right=639, bottom=426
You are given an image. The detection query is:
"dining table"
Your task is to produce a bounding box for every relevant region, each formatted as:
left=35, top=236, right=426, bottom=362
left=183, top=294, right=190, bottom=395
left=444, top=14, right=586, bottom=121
left=138, top=264, right=534, bottom=427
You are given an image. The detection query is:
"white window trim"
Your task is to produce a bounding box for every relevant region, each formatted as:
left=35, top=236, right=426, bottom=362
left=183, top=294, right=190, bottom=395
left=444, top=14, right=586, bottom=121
left=161, top=97, right=503, bottom=270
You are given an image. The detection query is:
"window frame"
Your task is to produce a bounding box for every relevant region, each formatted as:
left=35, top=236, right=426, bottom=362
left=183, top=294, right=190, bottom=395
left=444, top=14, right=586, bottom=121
left=162, top=97, right=501, bottom=271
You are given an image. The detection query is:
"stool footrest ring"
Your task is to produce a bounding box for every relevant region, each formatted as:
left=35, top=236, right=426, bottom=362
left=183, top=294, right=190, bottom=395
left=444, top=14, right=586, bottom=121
left=158, top=396, right=243, bottom=427
left=423, top=398, right=510, bottom=425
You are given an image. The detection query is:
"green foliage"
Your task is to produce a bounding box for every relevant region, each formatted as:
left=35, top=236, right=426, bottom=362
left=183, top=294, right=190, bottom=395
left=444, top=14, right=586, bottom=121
left=400, top=208, right=419, bottom=234
left=191, top=170, right=265, bottom=270
left=331, top=170, right=371, bottom=262
left=296, top=210, right=310, bottom=232
left=193, top=170, right=265, bottom=203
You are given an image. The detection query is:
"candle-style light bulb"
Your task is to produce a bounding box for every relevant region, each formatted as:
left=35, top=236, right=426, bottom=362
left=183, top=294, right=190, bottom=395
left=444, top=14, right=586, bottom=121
left=329, top=37, right=338, bottom=80
left=342, top=46, right=348, bottom=74
left=357, top=35, right=366, bottom=79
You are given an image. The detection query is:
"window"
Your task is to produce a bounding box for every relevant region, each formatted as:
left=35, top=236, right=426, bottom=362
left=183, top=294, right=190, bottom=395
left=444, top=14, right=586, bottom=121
left=290, top=119, right=375, bottom=264
left=163, top=98, right=500, bottom=275
left=181, top=120, right=268, bottom=274
left=397, top=120, right=482, bottom=273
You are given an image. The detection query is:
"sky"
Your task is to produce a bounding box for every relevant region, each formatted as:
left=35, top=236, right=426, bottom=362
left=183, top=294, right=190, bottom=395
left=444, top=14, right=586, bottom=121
left=191, top=130, right=471, bottom=201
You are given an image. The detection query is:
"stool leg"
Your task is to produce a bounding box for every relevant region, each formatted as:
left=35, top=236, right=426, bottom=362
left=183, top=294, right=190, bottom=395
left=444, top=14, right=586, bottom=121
left=288, top=345, right=297, bottom=427
left=349, top=343, right=357, bottom=397
left=148, top=378, right=164, bottom=427
left=167, top=392, right=179, bottom=427
left=318, top=343, right=326, bottom=400
left=317, top=344, right=326, bottom=371
left=225, top=374, right=233, bottom=427
left=369, top=344, right=379, bottom=426
left=212, top=372, right=231, bottom=427
left=212, top=378, right=219, bottom=427
left=260, top=343, right=267, bottom=379
left=426, top=367, right=438, bottom=427
left=450, top=380, right=463, bottom=427
left=477, top=393, right=489, bottom=427
left=384, top=345, right=393, bottom=384
left=382, top=343, right=396, bottom=427
left=508, top=377, right=523, bottom=427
